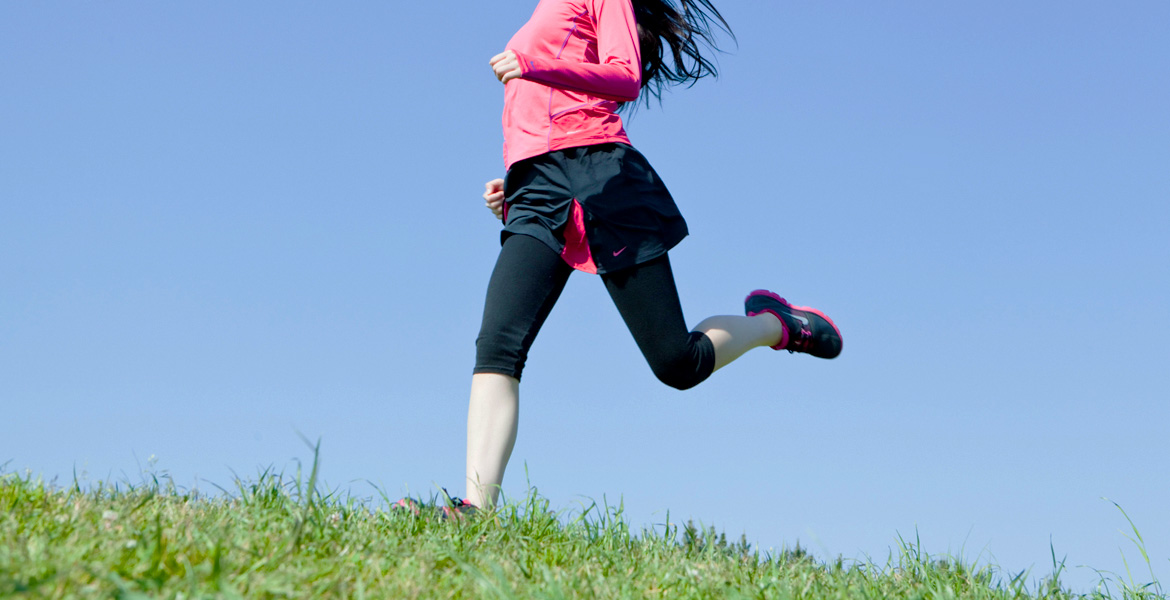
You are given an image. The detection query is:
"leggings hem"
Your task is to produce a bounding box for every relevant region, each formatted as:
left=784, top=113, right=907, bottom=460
left=472, top=366, right=523, bottom=381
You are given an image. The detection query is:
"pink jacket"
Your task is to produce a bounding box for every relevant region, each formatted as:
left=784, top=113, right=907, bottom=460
left=502, top=0, right=642, bottom=170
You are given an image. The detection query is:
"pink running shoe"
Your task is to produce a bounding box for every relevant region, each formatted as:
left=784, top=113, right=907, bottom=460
left=745, top=289, right=842, bottom=359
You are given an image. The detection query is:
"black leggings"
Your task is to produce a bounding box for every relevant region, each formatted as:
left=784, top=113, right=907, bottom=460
left=474, top=234, right=715, bottom=390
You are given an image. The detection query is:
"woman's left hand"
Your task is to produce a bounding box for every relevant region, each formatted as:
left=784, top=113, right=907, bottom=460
left=490, top=50, right=522, bottom=84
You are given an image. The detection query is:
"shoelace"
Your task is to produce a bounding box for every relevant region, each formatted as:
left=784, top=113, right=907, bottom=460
left=440, top=488, right=469, bottom=508
left=787, top=327, right=813, bottom=354
left=769, top=300, right=814, bottom=354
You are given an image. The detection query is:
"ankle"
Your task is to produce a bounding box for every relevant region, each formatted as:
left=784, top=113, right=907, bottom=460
left=754, top=312, right=788, bottom=349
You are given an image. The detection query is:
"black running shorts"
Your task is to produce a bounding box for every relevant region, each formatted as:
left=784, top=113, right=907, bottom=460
left=501, top=143, right=688, bottom=274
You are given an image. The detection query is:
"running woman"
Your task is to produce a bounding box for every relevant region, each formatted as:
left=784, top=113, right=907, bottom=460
left=464, top=0, right=842, bottom=511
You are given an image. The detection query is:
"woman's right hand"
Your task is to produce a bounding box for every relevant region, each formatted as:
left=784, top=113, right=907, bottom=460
left=484, top=178, right=505, bottom=221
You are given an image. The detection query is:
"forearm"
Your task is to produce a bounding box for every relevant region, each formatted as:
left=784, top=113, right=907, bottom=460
left=514, top=50, right=640, bottom=101
left=510, top=0, right=642, bottom=101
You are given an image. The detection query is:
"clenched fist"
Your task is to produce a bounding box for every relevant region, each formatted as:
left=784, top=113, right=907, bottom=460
left=484, top=178, right=505, bottom=220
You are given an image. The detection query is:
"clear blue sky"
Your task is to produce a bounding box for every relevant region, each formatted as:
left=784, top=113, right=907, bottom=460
left=3, top=1, right=1167, bottom=593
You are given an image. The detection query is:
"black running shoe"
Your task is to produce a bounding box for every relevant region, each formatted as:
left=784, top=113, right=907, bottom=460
left=392, top=497, right=422, bottom=515
left=745, top=289, right=842, bottom=359
left=439, top=497, right=479, bottom=521
left=392, top=490, right=479, bottom=521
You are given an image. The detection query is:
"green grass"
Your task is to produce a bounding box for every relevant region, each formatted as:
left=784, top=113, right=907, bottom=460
left=0, top=462, right=1163, bottom=599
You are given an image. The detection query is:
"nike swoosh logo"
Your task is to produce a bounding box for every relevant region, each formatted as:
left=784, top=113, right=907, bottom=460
left=612, top=247, right=627, bottom=257
left=790, top=313, right=810, bottom=327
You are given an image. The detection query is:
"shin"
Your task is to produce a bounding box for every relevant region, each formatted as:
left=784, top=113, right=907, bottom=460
left=465, top=372, right=520, bottom=508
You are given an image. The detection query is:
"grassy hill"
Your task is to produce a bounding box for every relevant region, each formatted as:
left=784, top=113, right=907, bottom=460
left=1, top=466, right=1162, bottom=599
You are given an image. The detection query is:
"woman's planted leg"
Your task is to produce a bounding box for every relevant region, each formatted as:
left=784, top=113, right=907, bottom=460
left=466, top=372, right=519, bottom=509
left=467, top=234, right=572, bottom=508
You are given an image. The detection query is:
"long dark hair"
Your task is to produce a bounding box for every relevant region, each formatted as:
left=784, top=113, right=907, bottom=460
left=630, top=0, right=734, bottom=105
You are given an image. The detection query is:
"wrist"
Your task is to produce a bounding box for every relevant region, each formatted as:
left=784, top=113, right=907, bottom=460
left=511, top=49, right=530, bottom=78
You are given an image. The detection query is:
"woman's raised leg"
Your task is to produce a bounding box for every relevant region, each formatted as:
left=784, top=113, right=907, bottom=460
left=601, top=254, right=787, bottom=389
left=693, top=313, right=785, bottom=371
